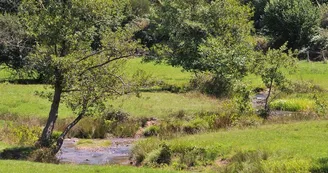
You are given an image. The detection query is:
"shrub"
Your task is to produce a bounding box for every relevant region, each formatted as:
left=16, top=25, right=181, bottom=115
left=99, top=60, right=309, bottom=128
left=109, top=120, right=140, bottom=137
left=144, top=144, right=171, bottom=167
left=189, top=73, right=233, bottom=97
left=143, top=125, right=160, bottom=137
left=131, top=138, right=162, bottom=165
left=1, top=123, right=41, bottom=146
left=171, top=145, right=220, bottom=169
left=223, top=150, right=269, bottom=173
left=263, top=0, right=319, bottom=50
left=182, top=118, right=209, bottom=134
left=28, top=147, right=58, bottom=163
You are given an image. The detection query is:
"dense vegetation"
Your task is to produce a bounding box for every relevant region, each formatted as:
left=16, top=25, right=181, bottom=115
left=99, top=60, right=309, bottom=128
left=1, top=0, right=328, bottom=172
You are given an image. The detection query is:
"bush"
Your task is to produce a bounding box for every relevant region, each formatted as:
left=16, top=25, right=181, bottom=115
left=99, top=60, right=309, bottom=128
left=182, top=118, right=209, bottom=134
left=143, top=125, right=160, bottom=137
left=223, top=150, right=269, bottom=173
left=131, top=138, right=162, bottom=165
left=171, top=145, right=220, bottom=169
left=144, top=144, right=171, bottom=167
left=189, top=73, right=233, bottom=97
left=263, top=0, right=319, bottom=50
left=28, top=147, right=58, bottom=163
left=1, top=123, right=41, bottom=146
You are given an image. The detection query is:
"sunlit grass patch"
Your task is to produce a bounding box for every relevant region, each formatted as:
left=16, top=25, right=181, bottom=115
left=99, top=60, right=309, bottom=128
left=109, top=92, right=220, bottom=118
left=0, top=83, right=73, bottom=118
left=270, top=99, right=315, bottom=112
left=76, top=139, right=111, bottom=149
left=125, top=58, right=192, bottom=86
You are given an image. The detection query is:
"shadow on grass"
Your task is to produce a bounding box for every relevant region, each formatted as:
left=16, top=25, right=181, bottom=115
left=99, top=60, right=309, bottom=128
left=0, top=146, right=36, bottom=160
left=0, top=79, right=43, bottom=85
left=311, top=157, right=328, bottom=173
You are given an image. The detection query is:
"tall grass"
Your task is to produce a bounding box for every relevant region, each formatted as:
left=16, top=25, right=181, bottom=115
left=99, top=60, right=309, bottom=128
left=270, top=98, right=315, bottom=111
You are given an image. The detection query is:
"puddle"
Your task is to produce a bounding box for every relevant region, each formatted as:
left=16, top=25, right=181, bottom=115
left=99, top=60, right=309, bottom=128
left=56, top=138, right=136, bottom=165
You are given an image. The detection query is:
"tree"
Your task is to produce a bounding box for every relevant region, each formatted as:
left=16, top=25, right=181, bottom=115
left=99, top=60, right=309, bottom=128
left=0, top=1, right=34, bottom=73
left=263, top=0, right=320, bottom=50
left=254, top=44, right=296, bottom=114
left=148, top=0, right=256, bottom=95
left=19, top=0, right=143, bottom=153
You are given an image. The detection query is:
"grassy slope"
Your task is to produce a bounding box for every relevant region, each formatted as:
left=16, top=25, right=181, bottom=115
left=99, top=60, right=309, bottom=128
left=125, top=58, right=191, bottom=86
left=0, top=160, right=179, bottom=173
left=0, top=60, right=326, bottom=118
left=109, top=92, right=220, bottom=118
left=247, top=61, right=328, bottom=90
left=0, top=84, right=73, bottom=118
left=166, top=120, right=328, bottom=170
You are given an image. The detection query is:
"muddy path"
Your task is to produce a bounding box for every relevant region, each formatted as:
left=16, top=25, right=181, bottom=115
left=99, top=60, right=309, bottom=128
left=56, top=138, right=137, bottom=165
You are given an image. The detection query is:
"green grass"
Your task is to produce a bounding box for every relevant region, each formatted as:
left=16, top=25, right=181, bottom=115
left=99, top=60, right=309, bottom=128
left=76, top=139, right=111, bottom=148
left=0, top=142, right=10, bottom=152
left=291, top=61, right=328, bottom=90
left=246, top=61, right=328, bottom=90
left=109, top=92, right=220, bottom=118
left=125, top=58, right=191, bottom=86
left=0, top=160, right=180, bottom=173
left=0, top=83, right=73, bottom=118
left=164, top=120, right=328, bottom=171
left=270, top=98, right=315, bottom=111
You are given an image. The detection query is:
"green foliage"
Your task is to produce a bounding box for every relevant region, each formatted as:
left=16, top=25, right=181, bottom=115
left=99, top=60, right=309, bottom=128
left=223, top=150, right=269, bottom=173
left=255, top=44, right=297, bottom=112
left=144, top=144, right=171, bottom=167
left=18, top=0, right=144, bottom=148
left=0, top=13, right=32, bottom=71
left=263, top=0, right=320, bottom=49
left=27, top=147, right=58, bottom=163
left=131, top=138, right=162, bottom=165
left=149, top=0, right=255, bottom=96
left=143, top=125, right=160, bottom=137
left=1, top=123, right=41, bottom=146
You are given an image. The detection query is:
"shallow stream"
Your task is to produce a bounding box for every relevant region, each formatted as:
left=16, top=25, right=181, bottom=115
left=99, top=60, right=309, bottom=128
left=56, top=138, right=136, bottom=165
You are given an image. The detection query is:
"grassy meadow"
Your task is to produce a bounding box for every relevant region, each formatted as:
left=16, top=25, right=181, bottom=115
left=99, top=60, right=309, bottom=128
left=0, top=59, right=328, bottom=172
left=135, top=120, right=328, bottom=172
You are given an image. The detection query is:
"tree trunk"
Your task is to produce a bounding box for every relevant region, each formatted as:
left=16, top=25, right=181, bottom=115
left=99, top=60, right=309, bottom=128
left=264, top=78, right=273, bottom=114
left=53, top=108, right=86, bottom=154
left=322, top=50, right=327, bottom=64
left=37, top=70, right=62, bottom=147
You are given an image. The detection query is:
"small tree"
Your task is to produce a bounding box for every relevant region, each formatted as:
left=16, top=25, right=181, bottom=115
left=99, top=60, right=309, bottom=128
left=19, top=0, right=144, bottom=153
left=255, top=44, right=297, bottom=114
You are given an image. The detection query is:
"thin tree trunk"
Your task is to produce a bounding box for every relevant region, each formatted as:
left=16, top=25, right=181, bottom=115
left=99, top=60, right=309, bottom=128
left=307, top=51, right=311, bottom=62
left=53, top=107, right=86, bottom=154
left=322, top=50, right=327, bottom=64
left=37, top=70, right=62, bottom=147
left=264, top=78, right=273, bottom=114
